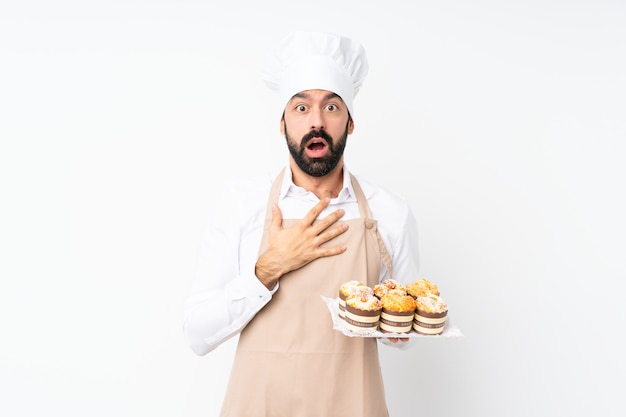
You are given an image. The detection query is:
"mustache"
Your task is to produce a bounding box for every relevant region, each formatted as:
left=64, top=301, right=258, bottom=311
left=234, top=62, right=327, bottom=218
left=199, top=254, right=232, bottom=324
left=301, top=129, right=334, bottom=148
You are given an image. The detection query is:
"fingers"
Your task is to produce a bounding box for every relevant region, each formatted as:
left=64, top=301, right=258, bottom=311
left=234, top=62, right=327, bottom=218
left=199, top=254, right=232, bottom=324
left=306, top=199, right=346, bottom=236
left=304, top=197, right=346, bottom=226
left=302, top=197, right=332, bottom=225
left=270, top=198, right=348, bottom=262
left=312, top=239, right=347, bottom=258
left=284, top=197, right=347, bottom=229
left=313, top=208, right=346, bottom=234
left=316, top=222, right=349, bottom=246
left=386, top=337, right=410, bottom=343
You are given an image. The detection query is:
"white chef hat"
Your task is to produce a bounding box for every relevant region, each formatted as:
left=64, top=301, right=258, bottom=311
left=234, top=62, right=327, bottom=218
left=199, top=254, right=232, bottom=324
left=261, top=30, right=369, bottom=118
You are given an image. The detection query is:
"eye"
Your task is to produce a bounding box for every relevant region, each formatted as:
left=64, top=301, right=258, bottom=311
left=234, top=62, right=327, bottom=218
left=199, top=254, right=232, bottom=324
left=296, top=104, right=307, bottom=112
left=326, top=104, right=337, bottom=111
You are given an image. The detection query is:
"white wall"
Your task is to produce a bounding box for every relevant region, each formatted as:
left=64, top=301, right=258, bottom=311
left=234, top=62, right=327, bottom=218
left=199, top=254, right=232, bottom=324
left=1, top=1, right=624, bottom=416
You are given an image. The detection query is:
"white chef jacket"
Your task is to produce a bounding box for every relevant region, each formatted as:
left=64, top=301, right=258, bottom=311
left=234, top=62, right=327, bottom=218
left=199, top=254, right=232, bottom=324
left=183, top=164, right=420, bottom=356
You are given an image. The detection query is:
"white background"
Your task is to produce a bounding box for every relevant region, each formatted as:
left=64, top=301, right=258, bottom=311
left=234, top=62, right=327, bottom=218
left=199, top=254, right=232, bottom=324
left=1, top=1, right=625, bottom=416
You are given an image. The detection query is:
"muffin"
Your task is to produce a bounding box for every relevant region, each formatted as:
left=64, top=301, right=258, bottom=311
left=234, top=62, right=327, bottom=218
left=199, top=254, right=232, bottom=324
left=343, top=293, right=382, bottom=333
left=379, top=294, right=416, bottom=334
left=373, top=279, right=406, bottom=299
left=413, top=294, right=448, bottom=335
left=406, top=278, right=440, bottom=299
left=338, top=281, right=372, bottom=320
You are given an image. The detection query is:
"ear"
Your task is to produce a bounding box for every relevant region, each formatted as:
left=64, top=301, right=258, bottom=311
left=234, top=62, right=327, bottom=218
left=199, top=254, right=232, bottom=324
left=280, top=113, right=285, bottom=135
left=347, top=118, right=355, bottom=135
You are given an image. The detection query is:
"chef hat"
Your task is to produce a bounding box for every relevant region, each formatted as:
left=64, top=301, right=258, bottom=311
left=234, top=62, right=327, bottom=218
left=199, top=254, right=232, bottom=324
left=261, top=30, right=369, bottom=118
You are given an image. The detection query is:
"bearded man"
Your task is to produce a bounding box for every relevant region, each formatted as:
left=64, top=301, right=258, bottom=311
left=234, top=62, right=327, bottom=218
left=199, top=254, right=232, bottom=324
left=183, top=30, right=421, bottom=417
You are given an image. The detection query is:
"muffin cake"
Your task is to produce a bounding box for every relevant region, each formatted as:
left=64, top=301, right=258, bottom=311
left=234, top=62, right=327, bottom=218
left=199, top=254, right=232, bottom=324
left=338, top=280, right=372, bottom=320
left=343, top=293, right=382, bottom=333
left=379, top=293, right=416, bottom=334
left=413, top=294, right=448, bottom=335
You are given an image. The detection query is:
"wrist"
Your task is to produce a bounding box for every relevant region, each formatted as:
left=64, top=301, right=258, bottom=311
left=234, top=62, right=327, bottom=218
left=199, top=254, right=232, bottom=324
left=255, top=254, right=282, bottom=290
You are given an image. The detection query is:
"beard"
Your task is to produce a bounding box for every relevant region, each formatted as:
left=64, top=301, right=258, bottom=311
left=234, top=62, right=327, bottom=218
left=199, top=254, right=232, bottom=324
left=284, top=122, right=349, bottom=177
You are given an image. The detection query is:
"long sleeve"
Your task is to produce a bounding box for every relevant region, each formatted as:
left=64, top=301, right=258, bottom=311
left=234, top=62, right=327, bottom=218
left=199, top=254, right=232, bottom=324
left=182, top=178, right=275, bottom=356
left=384, top=197, right=421, bottom=284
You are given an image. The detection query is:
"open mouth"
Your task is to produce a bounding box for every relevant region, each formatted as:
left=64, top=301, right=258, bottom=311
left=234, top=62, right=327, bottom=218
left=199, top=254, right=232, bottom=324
left=305, top=138, right=329, bottom=158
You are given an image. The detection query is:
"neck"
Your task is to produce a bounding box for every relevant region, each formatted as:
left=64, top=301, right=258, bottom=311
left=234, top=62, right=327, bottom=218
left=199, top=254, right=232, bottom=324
left=289, top=160, right=344, bottom=200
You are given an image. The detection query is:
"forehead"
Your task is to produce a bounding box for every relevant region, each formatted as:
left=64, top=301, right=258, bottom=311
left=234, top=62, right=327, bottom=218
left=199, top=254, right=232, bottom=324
left=289, top=89, right=343, bottom=103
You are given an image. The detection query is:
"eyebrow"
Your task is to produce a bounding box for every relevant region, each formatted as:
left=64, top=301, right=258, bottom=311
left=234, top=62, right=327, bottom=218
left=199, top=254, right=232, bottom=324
left=291, top=91, right=341, bottom=101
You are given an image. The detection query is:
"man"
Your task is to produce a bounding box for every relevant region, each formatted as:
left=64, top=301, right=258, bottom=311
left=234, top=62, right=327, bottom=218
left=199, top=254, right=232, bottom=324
left=184, top=31, right=420, bottom=417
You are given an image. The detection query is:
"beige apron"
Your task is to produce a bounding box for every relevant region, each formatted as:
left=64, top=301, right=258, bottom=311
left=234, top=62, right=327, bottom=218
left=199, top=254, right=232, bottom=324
left=220, top=171, right=393, bottom=417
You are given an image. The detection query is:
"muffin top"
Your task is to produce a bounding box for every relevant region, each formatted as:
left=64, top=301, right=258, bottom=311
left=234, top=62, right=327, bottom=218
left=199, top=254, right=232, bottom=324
left=406, top=278, right=440, bottom=298
left=346, top=293, right=382, bottom=312
left=380, top=293, right=417, bottom=313
left=339, top=280, right=364, bottom=297
left=339, top=280, right=373, bottom=300
left=415, top=294, right=448, bottom=314
left=373, top=279, right=406, bottom=298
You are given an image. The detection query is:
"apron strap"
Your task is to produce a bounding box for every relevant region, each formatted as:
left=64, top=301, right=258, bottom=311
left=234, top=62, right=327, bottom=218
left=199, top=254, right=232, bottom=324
left=264, top=168, right=285, bottom=223
left=350, top=174, right=394, bottom=279
left=349, top=173, right=371, bottom=220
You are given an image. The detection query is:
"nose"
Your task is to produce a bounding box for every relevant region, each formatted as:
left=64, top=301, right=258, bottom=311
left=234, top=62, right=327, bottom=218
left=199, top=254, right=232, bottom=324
left=309, top=107, right=325, bottom=131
